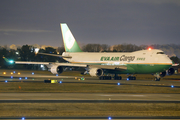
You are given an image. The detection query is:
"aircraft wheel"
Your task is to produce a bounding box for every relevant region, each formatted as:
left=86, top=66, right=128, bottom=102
left=132, top=77, right=136, bottom=80
left=106, top=76, right=111, bottom=80
left=128, top=76, right=132, bottom=80
left=99, top=76, right=112, bottom=80
left=127, top=76, right=136, bottom=80
left=114, top=76, right=122, bottom=80
left=155, top=77, right=160, bottom=81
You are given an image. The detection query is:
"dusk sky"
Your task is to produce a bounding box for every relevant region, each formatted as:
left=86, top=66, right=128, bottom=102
left=0, top=0, right=180, bottom=47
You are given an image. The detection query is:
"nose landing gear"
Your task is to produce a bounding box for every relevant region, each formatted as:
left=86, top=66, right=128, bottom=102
left=153, top=73, right=161, bottom=81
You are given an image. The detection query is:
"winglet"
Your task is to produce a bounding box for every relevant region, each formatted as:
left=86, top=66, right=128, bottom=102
left=60, top=23, right=82, bottom=52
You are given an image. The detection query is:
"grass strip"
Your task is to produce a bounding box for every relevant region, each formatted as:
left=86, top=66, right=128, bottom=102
left=0, top=103, right=180, bottom=117
left=0, top=82, right=180, bottom=93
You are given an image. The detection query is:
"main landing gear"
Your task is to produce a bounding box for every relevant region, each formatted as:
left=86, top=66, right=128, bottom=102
left=154, top=77, right=161, bottom=81
left=99, top=76, right=112, bottom=80
left=114, top=74, right=122, bottom=80
left=127, top=76, right=136, bottom=80
left=99, top=74, right=137, bottom=80
left=99, top=74, right=122, bottom=80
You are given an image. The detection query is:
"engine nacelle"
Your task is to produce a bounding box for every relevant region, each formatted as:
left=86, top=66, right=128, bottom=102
left=160, top=68, right=175, bottom=77
left=89, top=68, right=103, bottom=77
left=167, top=68, right=175, bottom=75
left=160, top=71, right=166, bottom=77
left=50, top=65, right=63, bottom=74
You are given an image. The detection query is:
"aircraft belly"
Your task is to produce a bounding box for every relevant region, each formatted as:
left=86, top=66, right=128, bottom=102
left=128, top=64, right=171, bottom=74
left=106, top=64, right=171, bottom=74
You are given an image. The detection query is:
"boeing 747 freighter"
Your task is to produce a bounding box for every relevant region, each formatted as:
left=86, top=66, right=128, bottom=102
left=6, top=23, right=175, bottom=81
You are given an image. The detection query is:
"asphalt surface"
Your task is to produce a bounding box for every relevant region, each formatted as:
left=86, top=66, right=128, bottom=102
left=0, top=69, right=180, bottom=120
left=0, top=93, right=180, bottom=101
left=1, top=117, right=180, bottom=120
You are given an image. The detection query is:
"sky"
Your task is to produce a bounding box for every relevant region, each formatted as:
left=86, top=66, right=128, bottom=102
left=0, top=0, right=180, bottom=47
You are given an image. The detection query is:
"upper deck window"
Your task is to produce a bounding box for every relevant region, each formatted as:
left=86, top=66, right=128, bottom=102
left=157, top=52, right=164, bottom=54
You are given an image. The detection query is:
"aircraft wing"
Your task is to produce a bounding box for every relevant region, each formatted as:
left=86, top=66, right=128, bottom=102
left=15, top=61, right=52, bottom=65
left=14, top=61, right=87, bottom=67
left=4, top=57, right=126, bottom=70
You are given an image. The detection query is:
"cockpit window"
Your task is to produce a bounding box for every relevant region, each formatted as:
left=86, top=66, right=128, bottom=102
left=157, top=52, right=164, bottom=54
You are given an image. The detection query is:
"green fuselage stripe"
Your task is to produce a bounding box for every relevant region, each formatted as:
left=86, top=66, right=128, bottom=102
left=71, top=62, right=171, bottom=74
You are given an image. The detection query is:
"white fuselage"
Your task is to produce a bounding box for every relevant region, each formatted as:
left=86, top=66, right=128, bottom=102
left=62, top=49, right=172, bottom=66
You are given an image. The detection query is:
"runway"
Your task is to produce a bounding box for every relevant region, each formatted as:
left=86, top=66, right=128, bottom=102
left=0, top=93, right=180, bottom=101
left=0, top=69, right=180, bottom=119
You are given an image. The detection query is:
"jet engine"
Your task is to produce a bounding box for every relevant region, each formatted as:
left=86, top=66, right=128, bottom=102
left=160, top=71, right=166, bottom=77
left=50, top=65, right=63, bottom=74
left=89, top=68, right=103, bottom=77
left=167, top=68, right=175, bottom=75
left=160, top=68, right=175, bottom=77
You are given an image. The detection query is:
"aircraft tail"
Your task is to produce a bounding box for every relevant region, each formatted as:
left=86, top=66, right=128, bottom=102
left=60, top=23, right=82, bottom=52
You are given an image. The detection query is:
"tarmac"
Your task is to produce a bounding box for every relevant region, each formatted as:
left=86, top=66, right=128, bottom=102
left=0, top=69, right=180, bottom=120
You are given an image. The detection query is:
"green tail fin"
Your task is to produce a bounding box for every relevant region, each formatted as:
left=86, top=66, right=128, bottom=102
left=60, top=23, right=82, bottom=52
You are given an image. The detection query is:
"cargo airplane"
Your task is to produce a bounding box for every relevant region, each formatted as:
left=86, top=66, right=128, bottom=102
left=5, top=23, right=175, bottom=81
